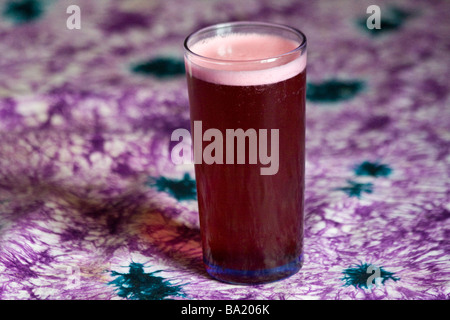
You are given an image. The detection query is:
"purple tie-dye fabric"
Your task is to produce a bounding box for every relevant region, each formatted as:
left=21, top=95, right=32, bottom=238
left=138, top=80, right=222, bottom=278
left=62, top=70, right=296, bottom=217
left=0, top=0, right=449, bottom=300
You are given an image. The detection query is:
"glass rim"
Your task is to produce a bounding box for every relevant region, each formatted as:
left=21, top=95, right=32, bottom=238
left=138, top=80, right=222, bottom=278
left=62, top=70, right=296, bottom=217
left=183, top=21, right=307, bottom=65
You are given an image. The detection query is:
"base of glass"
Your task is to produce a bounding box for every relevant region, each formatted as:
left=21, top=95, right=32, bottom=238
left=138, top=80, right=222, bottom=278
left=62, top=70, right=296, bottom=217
left=204, top=254, right=303, bottom=285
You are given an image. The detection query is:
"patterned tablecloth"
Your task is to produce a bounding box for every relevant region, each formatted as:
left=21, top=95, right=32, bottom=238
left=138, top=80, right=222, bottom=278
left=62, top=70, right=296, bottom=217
left=0, top=0, right=449, bottom=300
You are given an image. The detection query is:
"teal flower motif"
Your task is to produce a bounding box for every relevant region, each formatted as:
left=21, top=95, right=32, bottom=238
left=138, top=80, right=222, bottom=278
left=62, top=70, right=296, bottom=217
left=147, top=173, right=197, bottom=201
left=109, top=262, right=185, bottom=300
left=306, top=79, right=365, bottom=103
left=3, top=0, right=44, bottom=24
left=341, top=262, right=400, bottom=289
left=131, top=57, right=185, bottom=78
left=354, top=161, right=392, bottom=178
left=357, top=6, right=414, bottom=36
left=336, top=180, right=373, bottom=198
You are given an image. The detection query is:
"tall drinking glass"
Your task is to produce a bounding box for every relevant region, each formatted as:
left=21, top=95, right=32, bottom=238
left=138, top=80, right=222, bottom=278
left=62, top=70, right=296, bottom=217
left=184, top=21, right=307, bottom=284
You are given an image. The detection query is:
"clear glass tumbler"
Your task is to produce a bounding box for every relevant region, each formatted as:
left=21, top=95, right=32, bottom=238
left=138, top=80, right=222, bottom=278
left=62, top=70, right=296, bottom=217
left=184, top=21, right=307, bottom=284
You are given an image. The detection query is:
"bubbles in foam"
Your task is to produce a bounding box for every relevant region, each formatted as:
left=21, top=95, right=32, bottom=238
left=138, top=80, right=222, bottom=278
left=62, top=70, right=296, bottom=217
left=185, top=33, right=306, bottom=86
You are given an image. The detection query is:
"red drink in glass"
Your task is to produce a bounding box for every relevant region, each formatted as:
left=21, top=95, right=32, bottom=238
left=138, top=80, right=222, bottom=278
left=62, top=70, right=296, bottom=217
left=184, top=22, right=307, bottom=284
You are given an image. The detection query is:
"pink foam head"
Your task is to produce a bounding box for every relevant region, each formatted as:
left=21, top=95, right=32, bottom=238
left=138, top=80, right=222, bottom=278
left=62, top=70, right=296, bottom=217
left=184, top=22, right=307, bottom=86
